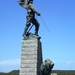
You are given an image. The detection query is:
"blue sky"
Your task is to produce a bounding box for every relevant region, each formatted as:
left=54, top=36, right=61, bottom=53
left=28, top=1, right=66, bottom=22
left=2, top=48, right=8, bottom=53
left=0, top=0, right=75, bottom=72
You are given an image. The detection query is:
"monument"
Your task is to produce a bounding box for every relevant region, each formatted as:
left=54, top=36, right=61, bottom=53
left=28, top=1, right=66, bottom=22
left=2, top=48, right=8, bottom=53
left=18, top=0, right=54, bottom=75
left=18, top=0, right=42, bottom=75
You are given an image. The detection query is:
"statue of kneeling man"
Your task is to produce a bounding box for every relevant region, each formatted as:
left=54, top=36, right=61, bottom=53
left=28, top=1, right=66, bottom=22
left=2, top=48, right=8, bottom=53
left=40, top=59, right=54, bottom=75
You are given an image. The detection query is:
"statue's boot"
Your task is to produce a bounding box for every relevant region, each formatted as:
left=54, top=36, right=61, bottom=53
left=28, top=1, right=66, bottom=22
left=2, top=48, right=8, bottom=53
left=22, top=26, right=28, bottom=37
left=35, top=25, right=39, bottom=36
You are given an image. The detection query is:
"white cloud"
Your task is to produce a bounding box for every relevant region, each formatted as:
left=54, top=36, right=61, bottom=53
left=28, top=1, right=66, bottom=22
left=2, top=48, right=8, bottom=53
left=0, top=59, right=20, bottom=65
left=53, top=60, right=75, bottom=70
left=54, top=60, right=75, bottom=64
left=66, top=61, right=75, bottom=65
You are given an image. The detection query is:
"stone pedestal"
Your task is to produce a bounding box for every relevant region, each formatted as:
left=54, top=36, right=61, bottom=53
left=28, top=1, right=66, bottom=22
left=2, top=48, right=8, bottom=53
left=19, top=34, right=42, bottom=75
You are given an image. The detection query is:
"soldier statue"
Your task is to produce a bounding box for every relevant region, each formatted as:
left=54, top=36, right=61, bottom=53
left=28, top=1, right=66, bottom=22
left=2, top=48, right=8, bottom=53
left=18, top=0, right=41, bottom=37
left=40, top=59, right=54, bottom=75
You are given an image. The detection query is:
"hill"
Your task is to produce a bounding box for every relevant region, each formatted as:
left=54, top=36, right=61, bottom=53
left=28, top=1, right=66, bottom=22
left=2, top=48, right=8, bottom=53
left=52, top=70, right=75, bottom=75
left=0, top=70, right=75, bottom=75
left=0, top=70, right=19, bottom=75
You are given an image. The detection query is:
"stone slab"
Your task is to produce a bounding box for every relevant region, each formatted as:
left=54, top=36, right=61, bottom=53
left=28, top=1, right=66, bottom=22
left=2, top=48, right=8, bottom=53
left=19, top=35, right=42, bottom=75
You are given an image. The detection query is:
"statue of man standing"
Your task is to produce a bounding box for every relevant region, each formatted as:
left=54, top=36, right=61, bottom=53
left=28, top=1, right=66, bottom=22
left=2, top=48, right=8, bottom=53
left=18, top=0, right=41, bottom=37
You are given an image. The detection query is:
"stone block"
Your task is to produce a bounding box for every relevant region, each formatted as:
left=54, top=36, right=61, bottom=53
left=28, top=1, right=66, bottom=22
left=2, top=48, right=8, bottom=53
left=19, top=35, right=42, bottom=75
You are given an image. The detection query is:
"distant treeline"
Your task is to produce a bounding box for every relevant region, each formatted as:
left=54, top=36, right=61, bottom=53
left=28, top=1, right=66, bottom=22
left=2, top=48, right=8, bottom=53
left=52, top=70, right=75, bottom=75
left=0, top=70, right=75, bottom=75
left=0, top=70, right=19, bottom=75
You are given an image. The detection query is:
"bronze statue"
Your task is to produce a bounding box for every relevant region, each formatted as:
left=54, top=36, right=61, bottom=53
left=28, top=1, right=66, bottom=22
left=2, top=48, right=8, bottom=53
left=18, top=0, right=41, bottom=37
left=40, top=59, right=54, bottom=75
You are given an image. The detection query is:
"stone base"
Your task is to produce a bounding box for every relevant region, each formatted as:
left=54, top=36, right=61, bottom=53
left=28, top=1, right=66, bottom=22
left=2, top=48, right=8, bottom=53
left=19, top=34, right=42, bottom=75
left=51, top=73, right=57, bottom=75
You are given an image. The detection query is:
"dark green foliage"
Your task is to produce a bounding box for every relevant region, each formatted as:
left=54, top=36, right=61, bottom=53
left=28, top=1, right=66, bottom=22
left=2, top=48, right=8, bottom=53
left=0, top=70, right=19, bottom=75
left=0, top=70, right=75, bottom=75
left=52, top=70, right=75, bottom=75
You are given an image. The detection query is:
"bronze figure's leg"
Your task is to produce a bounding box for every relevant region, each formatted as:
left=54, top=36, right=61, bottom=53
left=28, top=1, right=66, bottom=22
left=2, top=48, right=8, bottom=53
left=32, top=18, right=40, bottom=36
left=22, top=15, right=32, bottom=37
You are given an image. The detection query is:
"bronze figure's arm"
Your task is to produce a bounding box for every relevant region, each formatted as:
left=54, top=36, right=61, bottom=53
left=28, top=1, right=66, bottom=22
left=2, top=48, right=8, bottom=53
left=29, top=4, right=41, bottom=16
